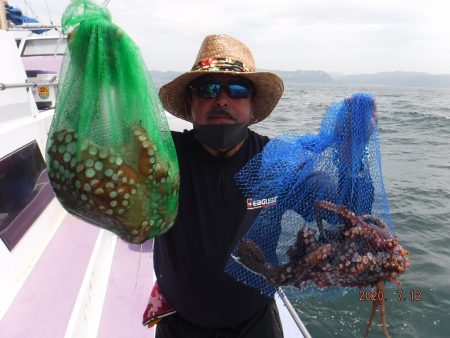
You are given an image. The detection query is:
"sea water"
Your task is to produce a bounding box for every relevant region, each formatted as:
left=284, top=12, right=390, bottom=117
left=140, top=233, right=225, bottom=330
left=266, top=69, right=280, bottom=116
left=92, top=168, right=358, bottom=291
left=251, top=85, right=450, bottom=338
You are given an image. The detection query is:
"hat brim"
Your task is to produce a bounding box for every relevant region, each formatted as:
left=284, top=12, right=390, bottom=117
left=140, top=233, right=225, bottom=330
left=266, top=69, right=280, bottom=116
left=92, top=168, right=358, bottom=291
left=159, top=71, right=284, bottom=124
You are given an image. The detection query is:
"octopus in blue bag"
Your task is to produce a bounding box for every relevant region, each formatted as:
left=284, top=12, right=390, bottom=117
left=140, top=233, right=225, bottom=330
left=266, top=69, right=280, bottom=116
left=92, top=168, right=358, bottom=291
left=236, top=200, right=410, bottom=338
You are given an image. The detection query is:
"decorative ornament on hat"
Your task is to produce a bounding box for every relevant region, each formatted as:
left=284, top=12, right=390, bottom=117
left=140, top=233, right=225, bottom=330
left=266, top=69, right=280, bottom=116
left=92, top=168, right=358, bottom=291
left=192, top=57, right=252, bottom=73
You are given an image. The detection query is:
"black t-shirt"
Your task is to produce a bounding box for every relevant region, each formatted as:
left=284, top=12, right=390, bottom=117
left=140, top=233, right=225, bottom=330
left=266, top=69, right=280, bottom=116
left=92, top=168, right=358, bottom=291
left=153, top=128, right=271, bottom=328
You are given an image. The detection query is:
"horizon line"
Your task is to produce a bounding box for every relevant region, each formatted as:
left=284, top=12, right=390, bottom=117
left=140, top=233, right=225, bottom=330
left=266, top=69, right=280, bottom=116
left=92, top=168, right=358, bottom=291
left=148, top=69, right=450, bottom=76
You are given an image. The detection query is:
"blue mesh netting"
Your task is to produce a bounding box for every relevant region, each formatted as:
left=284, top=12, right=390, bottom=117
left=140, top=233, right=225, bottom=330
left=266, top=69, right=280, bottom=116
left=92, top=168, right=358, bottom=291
left=225, top=93, right=410, bottom=299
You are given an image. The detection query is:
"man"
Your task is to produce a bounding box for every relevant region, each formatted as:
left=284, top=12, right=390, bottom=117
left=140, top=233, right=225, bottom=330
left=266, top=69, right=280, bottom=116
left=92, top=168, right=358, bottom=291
left=149, top=34, right=285, bottom=337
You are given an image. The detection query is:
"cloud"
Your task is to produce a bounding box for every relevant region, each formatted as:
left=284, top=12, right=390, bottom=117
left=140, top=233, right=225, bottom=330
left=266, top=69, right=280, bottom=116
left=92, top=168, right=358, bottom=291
left=10, top=0, right=450, bottom=74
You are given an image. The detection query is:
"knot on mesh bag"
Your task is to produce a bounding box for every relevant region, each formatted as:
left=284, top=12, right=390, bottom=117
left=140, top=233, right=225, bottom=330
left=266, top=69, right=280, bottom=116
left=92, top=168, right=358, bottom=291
left=46, top=0, right=179, bottom=243
left=225, top=93, right=410, bottom=298
left=61, top=0, right=111, bottom=35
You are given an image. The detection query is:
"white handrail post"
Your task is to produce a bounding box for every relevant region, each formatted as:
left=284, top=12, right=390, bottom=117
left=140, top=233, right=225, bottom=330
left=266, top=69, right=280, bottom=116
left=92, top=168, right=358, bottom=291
left=277, top=287, right=313, bottom=338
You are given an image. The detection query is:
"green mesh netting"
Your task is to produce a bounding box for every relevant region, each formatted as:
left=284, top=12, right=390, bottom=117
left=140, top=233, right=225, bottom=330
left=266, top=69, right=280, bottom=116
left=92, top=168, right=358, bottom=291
left=45, top=0, right=179, bottom=243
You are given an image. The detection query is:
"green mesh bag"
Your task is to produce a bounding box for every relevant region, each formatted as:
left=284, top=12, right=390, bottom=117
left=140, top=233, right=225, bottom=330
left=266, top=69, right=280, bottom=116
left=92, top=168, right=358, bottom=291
left=45, top=0, right=179, bottom=243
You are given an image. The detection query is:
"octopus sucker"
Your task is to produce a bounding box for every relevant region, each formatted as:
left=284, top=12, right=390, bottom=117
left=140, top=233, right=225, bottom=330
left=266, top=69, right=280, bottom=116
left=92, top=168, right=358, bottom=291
left=88, top=146, right=98, bottom=156
left=236, top=200, right=410, bottom=338
left=98, top=149, right=109, bottom=160
left=47, top=127, right=178, bottom=243
left=153, top=162, right=169, bottom=184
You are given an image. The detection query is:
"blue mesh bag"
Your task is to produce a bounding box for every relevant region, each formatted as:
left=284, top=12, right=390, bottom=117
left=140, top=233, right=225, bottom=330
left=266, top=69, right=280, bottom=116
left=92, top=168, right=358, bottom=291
left=225, top=93, right=410, bottom=337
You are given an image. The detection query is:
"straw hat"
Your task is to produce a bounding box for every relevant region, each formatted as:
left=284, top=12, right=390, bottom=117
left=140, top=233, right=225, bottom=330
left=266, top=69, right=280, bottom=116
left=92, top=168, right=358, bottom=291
left=159, top=34, right=284, bottom=124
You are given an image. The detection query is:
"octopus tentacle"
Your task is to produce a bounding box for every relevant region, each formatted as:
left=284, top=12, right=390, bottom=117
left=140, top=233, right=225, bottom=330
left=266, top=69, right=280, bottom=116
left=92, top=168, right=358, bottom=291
left=236, top=239, right=297, bottom=285
left=361, top=214, right=387, bottom=228
left=47, top=126, right=177, bottom=243
left=364, top=296, right=379, bottom=338
left=235, top=200, right=409, bottom=338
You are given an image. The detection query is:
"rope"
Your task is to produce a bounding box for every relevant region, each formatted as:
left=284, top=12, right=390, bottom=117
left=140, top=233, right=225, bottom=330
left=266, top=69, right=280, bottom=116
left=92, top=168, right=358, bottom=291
left=23, top=0, right=39, bottom=21
left=44, top=0, right=53, bottom=25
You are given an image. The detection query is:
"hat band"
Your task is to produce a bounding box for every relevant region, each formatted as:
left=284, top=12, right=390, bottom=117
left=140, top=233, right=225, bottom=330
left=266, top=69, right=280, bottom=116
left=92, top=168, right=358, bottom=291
left=191, top=57, right=253, bottom=73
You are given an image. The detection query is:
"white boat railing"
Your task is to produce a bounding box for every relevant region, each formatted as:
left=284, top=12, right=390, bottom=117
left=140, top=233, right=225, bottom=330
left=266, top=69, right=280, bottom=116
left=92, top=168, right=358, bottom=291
left=277, top=288, right=312, bottom=338
left=0, top=81, right=59, bottom=90
left=7, top=24, right=62, bottom=31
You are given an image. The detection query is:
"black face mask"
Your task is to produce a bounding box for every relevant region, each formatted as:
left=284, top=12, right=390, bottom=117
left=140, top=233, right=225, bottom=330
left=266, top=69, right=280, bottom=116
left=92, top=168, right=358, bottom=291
left=193, top=123, right=249, bottom=152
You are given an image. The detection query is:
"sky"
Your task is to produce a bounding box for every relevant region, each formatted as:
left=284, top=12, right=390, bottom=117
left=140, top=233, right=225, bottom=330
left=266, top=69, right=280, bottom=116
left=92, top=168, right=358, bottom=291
left=11, top=0, right=450, bottom=74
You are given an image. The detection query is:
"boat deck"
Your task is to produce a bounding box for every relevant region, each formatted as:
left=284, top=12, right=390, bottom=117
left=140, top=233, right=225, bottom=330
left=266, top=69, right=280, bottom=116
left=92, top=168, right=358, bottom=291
left=0, top=212, right=303, bottom=338
left=0, top=214, right=155, bottom=338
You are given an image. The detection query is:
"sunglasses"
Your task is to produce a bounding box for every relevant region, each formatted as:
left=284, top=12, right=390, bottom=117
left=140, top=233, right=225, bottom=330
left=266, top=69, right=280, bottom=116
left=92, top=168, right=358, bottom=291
left=189, top=82, right=254, bottom=99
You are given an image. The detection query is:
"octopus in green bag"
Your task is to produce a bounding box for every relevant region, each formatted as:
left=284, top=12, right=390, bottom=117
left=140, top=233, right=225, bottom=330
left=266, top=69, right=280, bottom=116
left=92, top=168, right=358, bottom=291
left=46, top=0, right=179, bottom=243
left=47, top=126, right=179, bottom=243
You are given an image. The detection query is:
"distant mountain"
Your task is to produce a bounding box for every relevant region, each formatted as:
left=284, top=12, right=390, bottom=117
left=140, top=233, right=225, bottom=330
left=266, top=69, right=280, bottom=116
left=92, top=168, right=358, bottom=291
left=149, top=70, right=182, bottom=87
left=149, top=70, right=450, bottom=88
left=333, top=71, right=450, bottom=88
left=271, top=70, right=336, bottom=84
left=149, top=69, right=337, bottom=86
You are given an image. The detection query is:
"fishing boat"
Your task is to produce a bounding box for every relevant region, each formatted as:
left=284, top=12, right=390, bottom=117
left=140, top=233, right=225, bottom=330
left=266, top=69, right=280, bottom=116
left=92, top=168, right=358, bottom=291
left=0, top=4, right=309, bottom=337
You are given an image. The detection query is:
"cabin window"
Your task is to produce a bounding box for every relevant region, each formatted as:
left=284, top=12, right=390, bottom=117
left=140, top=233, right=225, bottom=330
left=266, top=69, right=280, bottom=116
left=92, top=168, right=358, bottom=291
left=0, top=141, right=54, bottom=251
left=21, top=38, right=67, bottom=57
